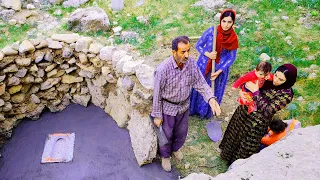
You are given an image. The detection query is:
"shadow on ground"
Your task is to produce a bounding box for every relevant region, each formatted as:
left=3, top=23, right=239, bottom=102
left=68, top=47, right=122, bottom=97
left=0, top=104, right=179, bottom=180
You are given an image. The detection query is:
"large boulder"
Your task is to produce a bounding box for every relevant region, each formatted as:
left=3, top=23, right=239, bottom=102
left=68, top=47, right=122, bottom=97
left=127, top=110, right=157, bottom=166
left=0, top=9, right=15, bottom=22
left=211, top=125, right=320, bottom=180
left=1, top=0, right=21, bottom=11
left=62, top=0, right=89, bottom=8
left=68, top=7, right=110, bottom=32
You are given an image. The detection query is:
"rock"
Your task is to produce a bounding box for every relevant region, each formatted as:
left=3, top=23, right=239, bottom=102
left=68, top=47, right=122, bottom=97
left=1, top=91, right=10, bottom=101
left=45, top=64, right=56, bottom=72
left=47, top=69, right=58, bottom=78
left=62, top=47, right=73, bottom=58
left=259, top=53, right=270, bottom=61
left=48, top=40, right=62, bottom=49
left=72, top=94, right=90, bottom=107
left=30, top=85, right=40, bottom=94
left=106, top=74, right=117, bottom=83
left=31, top=94, right=40, bottom=104
left=101, top=66, right=111, bottom=75
left=308, top=72, right=317, bottom=79
left=9, top=85, right=22, bottom=94
left=61, top=75, right=83, bottom=84
left=15, top=68, right=28, bottom=78
left=35, top=52, right=45, bottom=63
left=0, top=9, right=15, bottom=22
left=112, top=50, right=127, bottom=67
left=11, top=93, right=25, bottom=103
left=214, top=13, right=221, bottom=21
left=120, top=31, right=138, bottom=42
left=68, top=57, right=76, bottom=64
left=89, top=43, right=103, bottom=54
left=53, top=9, right=62, bottom=16
left=15, top=58, right=32, bottom=66
left=121, top=76, right=135, bottom=91
left=182, top=173, right=214, bottom=180
left=86, top=78, right=105, bottom=108
left=90, top=57, right=103, bottom=68
left=0, top=75, right=5, bottom=82
left=0, top=51, right=3, bottom=60
left=68, top=7, right=110, bottom=32
left=135, top=64, right=154, bottom=90
left=105, top=90, right=131, bottom=127
left=3, top=102, right=12, bottom=112
left=212, top=126, right=320, bottom=180
left=22, top=75, right=35, bottom=83
left=79, top=53, right=88, bottom=64
left=3, top=64, right=18, bottom=73
left=60, top=64, right=70, bottom=69
left=281, top=15, right=289, bottom=20
left=65, top=67, right=77, bottom=74
left=21, top=84, right=32, bottom=93
left=27, top=4, right=36, bottom=10
left=19, top=40, right=35, bottom=54
left=92, top=75, right=107, bottom=87
left=122, top=59, right=144, bottom=75
left=0, top=99, right=4, bottom=107
left=26, top=104, right=45, bottom=120
left=112, top=26, right=123, bottom=35
left=192, top=0, right=226, bottom=11
left=116, top=55, right=133, bottom=73
left=75, top=37, right=93, bottom=52
left=79, top=70, right=94, bottom=78
left=49, top=0, right=64, bottom=5
left=1, top=46, right=18, bottom=56
left=1, top=0, right=21, bottom=11
left=0, top=84, right=6, bottom=96
left=8, top=76, right=20, bottom=86
left=62, top=0, right=89, bottom=7
left=36, top=40, right=48, bottom=49
left=127, top=110, right=157, bottom=166
left=30, top=64, right=38, bottom=72
left=51, top=33, right=80, bottom=44
left=297, top=96, right=304, bottom=101
left=80, top=87, right=89, bottom=94
left=37, top=69, right=45, bottom=78
left=310, top=64, right=319, bottom=70
left=99, top=46, right=115, bottom=61
left=57, top=84, right=70, bottom=92
left=307, top=55, right=315, bottom=61
left=8, top=19, right=17, bottom=25
left=40, top=78, right=61, bottom=90
left=136, top=16, right=148, bottom=24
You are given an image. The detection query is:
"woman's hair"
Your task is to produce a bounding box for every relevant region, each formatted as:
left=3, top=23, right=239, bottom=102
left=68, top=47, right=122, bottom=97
left=221, top=11, right=235, bottom=22
left=256, top=61, right=272, bottom=74
left=270, top=120, right=288, bottom=134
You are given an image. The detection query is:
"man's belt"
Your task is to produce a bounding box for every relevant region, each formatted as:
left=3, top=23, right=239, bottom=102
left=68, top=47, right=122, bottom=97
left=162, top=96, right=190, bottom=106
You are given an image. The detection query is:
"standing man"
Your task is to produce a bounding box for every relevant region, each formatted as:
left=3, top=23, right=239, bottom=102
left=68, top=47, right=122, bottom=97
left=151, top=36, right=221, bottom=171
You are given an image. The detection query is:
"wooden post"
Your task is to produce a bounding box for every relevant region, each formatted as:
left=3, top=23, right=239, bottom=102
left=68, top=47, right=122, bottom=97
left=211, top=25, right=217, bottom=93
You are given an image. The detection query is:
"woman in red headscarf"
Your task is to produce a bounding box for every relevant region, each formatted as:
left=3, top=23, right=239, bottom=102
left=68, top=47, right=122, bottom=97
left=219, top=64, right=298, bottom=164
left=190, top=9, right=239, bottom=119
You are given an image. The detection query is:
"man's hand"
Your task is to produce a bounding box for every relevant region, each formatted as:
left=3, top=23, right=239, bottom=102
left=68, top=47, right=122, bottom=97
left=154, top=117, right=163, bottom=128
left=209, top=98, right=221, bottom=116
left=205, top=51, right=217, bottom=60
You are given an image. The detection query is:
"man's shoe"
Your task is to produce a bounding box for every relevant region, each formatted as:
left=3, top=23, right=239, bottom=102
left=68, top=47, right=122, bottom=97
left=161, top=157, right=171, bottom=172
left=173, top=150, right=183, bottom=161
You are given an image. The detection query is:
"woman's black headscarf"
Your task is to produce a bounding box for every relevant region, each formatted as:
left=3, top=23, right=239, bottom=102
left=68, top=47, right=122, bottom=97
left=261, top=64, right=297, bottom=90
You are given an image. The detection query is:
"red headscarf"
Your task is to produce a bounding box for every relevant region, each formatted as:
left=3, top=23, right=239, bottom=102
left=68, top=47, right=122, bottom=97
left=205, top=9, right=239, bottom=76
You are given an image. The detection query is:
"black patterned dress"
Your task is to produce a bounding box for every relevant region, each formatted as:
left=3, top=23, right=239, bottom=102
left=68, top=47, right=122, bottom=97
left=219, top=88, right=293, bottom=163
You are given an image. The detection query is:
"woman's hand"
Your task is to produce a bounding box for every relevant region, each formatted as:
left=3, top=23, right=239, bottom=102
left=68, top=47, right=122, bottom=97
left=210, top=70, right=223, bottom=81
left=245, top=81, right=259, bottom=93
left=205, top=51, right=217, bottom=60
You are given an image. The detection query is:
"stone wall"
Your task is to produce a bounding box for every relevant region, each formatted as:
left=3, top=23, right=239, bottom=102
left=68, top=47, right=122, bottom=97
left=0, top=33, right=156, bottom=166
